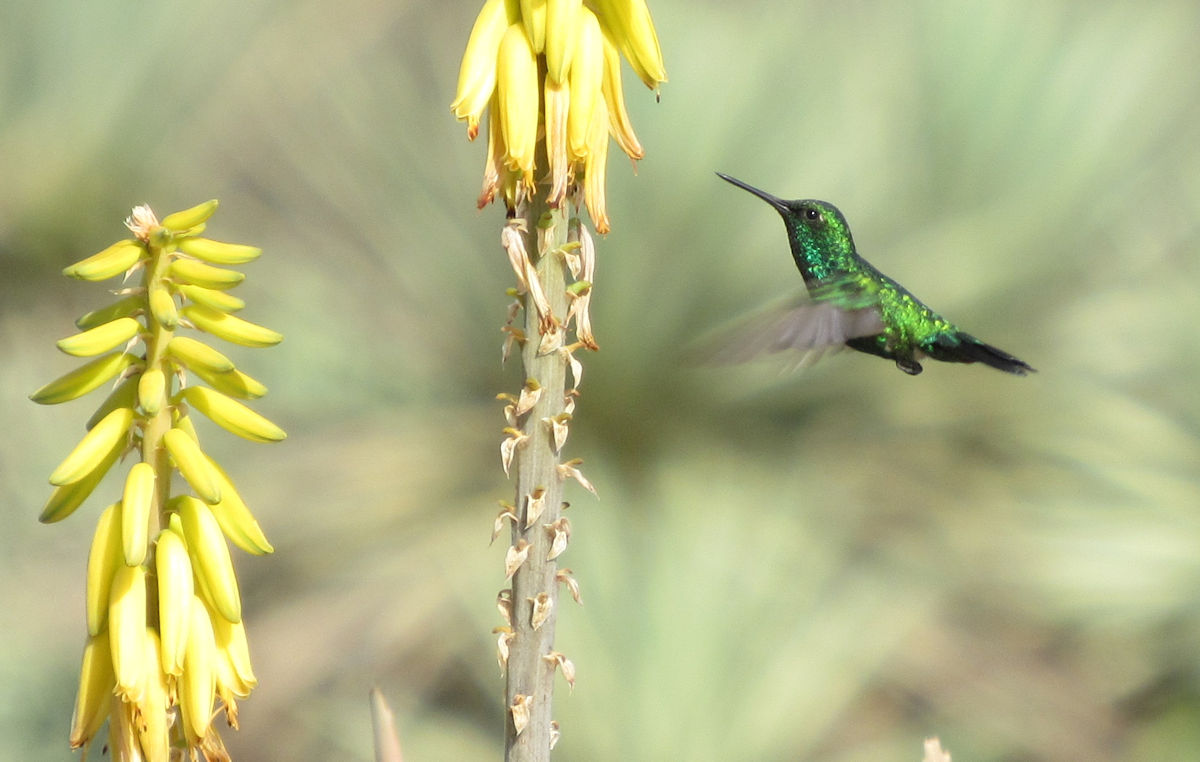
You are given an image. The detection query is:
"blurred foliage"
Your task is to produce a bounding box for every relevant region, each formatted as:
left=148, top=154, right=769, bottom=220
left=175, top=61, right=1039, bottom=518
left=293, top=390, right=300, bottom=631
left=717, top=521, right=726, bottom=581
left=3, top=0, right=1199, bottom=760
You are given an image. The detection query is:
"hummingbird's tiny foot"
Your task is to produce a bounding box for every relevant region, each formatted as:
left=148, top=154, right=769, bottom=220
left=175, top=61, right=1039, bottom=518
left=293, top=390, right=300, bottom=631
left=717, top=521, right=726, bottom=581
left=897, top=359, right=923, bottom=375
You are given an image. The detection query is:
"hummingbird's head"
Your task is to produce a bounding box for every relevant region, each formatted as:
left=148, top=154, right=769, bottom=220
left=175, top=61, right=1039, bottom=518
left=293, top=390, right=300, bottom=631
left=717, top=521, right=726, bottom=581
left=716, top=172, right=855, bottom=257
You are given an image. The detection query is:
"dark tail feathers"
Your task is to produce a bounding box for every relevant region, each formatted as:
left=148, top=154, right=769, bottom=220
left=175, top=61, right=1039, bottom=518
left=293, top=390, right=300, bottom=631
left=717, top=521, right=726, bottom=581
left=951, top=333, right=1036, bottom=375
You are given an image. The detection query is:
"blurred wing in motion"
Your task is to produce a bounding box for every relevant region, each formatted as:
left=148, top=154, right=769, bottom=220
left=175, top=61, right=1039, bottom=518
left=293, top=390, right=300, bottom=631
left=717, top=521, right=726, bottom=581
left=692, top=295, right=885, bottom=369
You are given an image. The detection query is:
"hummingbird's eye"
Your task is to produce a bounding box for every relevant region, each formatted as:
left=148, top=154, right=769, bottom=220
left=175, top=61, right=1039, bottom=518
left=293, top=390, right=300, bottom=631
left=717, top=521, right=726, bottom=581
left=804, top=208, right=822, bottom=222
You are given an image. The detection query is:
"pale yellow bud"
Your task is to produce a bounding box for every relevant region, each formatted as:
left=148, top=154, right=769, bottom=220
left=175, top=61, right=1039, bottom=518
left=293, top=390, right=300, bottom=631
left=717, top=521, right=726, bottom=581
left=451, top=0, right=514, bottom=140
left=567, top=8, right=604, bottom=162
left=496, top=23, right=539, bottom=190
left=544, top=0, right=582, bottom=84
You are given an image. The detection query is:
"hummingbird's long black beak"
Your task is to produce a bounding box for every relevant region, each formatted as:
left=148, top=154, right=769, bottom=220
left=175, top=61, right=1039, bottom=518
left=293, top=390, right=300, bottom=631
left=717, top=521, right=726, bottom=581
left=715, top=172, right=790, bottom=214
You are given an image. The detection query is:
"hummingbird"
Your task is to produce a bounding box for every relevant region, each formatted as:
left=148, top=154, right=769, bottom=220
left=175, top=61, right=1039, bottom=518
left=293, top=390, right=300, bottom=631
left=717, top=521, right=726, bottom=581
left=714, top=172, right=1035, bottom=376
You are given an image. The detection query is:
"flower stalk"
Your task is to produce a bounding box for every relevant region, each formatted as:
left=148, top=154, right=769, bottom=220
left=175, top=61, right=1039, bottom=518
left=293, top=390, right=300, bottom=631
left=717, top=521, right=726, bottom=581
left=34, top=201, right=282, bottom=761
left=502, top=196, right=575, bottom=760
left=452, top=1, right=665, bottom=758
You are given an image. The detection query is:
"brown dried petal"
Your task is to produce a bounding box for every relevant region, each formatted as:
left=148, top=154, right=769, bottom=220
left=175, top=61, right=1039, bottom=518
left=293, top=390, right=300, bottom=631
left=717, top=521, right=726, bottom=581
left=500, top=427, right=528, bottom=476
left=501, top=220, right=530, bottom=294
left=510, top=695, right=532, bottom=736
left=524, top=487, right=547, bottom=528
left=491, top=504, right=519, bottom=545
left=528, top=592, right=553, bottom=631
left=537, top=322, right=564, bottom=354
left=557, top=458, right=598, bottom=496
left=557, top=568, right=583, bottom=605
left=494, top=626, right=514, bottom=673
left=543, top=651, right=577, bottom=692
left=496, top=588, right=513, bottom=625
left=504, top=540, right=531, bottom=579
left=546, top=517, right=571, bottom=560
left=514, top=379, right=542, bottom=417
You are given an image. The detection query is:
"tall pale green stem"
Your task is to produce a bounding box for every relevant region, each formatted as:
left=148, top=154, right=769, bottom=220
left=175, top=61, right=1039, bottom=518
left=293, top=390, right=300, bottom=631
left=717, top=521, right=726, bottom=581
left=505, top=193, right=570, bottom=762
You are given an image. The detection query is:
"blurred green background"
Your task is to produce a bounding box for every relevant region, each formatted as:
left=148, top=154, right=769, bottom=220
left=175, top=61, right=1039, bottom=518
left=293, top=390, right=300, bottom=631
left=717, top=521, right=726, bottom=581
left=3, top=1, right=1199, bottom=759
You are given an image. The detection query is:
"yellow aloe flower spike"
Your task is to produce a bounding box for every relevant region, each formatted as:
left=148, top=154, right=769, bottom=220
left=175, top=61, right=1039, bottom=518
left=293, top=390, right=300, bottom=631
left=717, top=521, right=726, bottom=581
left=36, top=199, right=283, bottom=758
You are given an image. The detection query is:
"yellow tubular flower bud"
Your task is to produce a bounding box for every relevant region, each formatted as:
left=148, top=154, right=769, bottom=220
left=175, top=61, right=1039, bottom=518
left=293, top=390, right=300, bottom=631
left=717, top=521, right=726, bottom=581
left=48, top=406, right=134, bottom=486
left=181, top=304, right=283, bottom=348
left=621, top=0, right=667, bottom=86
left=168, top=258, right=246, bottom=290
left=29, top=350, right=135, bottom=405
left=497, top=23, right=539, bottom=190
left=108, top=564, right=147, bottom=701
left=520, top=0, right=547, bottom=52
left=75, top=294, right=142, bottom=331
left=177, top=283, right=246, bottom=313
left=121, top=462, right=156, bottom=566
left=567, top=8, right=604, bottom=161
left=56, top=316, right=142, bottom=357
left=544, top=0, right=581, bottom=84
left=545, top=78, right=571, bottom=206
left=164, top=427, right=222, bottom=503
left=138, top=366, right=166, bottom=415
left=173, top=409, right=201, bottom=441
left=592, top=0, right=666, bottom=89
left=182, top=385, right=286, bottom=443
left=161, top=200, right=219, bottom=233
left=179, top=596, right=218, bottom=741
left=212, top=615, right=258, bottom=695
left=148, top=283, right=178, bottom=329
left=85, top=374, right=139, bottom=431
left=69, top=632, right=115, bottom=749
left=190, top=365, right=268, bottom=400
left=156, top=528, right=194, bottom=676
left=206, top=455, right=274, bottom=555
left=179, top=495, right=243, bottom=623
left=451, top=0, right=513, bottom=140
left=62, top=240, right=145, bottom=282
left=584, top=96, right=612, bottom=234
left=136, top=629, right=171, bottom=762
left=166, top=335, right=236, bottom=373
left=601, top=25, right=645, bottom=160
left=85, top=503, right=123, bottom=636
left=40, top=437, right=125, bottom=524
left=176, top=236, right=262, bottom=266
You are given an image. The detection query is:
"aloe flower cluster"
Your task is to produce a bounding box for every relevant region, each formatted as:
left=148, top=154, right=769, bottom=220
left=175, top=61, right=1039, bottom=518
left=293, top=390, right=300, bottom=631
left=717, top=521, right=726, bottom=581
left=33, top=201, right=283, bottom=761
left=451, top=0, right=667, bottom=232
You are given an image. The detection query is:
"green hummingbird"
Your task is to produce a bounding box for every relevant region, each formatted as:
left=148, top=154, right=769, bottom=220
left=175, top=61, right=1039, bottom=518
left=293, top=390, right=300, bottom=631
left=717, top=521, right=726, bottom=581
left=715, top=172, right=1035, bottom=376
